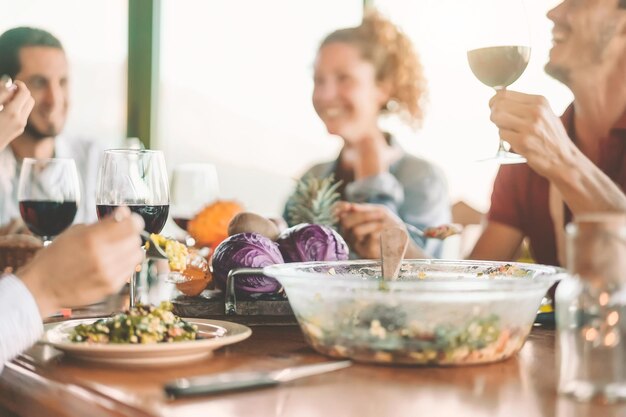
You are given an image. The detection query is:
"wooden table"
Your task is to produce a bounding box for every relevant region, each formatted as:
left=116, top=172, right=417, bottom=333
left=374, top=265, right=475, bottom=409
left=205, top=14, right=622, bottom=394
left=1, top=324, right=624, bottom=417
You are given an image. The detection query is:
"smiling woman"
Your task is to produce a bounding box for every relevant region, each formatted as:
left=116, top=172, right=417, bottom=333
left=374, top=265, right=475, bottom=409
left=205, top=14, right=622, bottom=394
left=283, top=9, right=451, bottom=260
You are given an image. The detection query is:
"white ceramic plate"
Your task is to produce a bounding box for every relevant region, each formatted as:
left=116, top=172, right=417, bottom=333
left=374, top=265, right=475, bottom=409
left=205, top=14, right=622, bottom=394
left=40, top=318, right=251, bottom=367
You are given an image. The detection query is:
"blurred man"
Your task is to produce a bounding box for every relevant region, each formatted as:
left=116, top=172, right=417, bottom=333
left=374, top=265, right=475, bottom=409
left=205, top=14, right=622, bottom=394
left=468, top=0, right=626, bottom=266
left=0, top=27, right=101, bottom=231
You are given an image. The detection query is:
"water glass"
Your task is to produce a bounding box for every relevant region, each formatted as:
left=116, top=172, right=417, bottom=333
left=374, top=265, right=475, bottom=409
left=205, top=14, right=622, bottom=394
left=556, top=213, right=626, bottom=403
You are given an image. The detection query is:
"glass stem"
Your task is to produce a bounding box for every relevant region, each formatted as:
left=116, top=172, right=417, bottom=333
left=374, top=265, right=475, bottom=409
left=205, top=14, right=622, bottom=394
left=129, top=270, right=138, bottom=309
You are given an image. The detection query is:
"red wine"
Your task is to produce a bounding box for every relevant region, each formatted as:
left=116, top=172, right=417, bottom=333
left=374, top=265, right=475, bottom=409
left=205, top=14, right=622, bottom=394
left=467, top=45, right=530, bottom=88
left=173, top=217, right=189, bottom=231
left=19, top=200, right=78, bottom=238
left=96, top=204, right=169, bottom=234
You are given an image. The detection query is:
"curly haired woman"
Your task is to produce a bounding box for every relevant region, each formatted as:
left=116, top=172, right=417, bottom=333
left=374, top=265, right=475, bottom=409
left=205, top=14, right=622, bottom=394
left=286, top=10, right=451, bottom=259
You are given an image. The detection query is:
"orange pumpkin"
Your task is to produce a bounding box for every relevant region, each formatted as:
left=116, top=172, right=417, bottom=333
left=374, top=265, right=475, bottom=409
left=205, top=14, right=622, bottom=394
left=187, top=200, right=244, bottom=249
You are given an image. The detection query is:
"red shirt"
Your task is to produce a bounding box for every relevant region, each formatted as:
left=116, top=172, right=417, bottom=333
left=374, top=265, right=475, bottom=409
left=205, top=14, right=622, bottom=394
left=488, top=104, right=626, bottom=266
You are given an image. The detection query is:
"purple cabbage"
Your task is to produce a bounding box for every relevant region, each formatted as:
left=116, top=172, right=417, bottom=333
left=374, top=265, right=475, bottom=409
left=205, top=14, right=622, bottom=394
left=212, top=232, right=284, bottom=294
left=277, top=223, right=349, bottom=263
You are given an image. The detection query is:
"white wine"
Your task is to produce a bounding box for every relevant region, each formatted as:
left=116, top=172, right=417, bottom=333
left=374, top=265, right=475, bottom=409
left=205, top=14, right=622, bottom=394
left=467, top=45, right=531, bottom=89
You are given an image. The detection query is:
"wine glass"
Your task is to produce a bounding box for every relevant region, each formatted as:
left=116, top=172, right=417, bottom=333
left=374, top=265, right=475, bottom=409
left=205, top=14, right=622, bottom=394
left=17, top=158, right=80, bottom=246
left=170, top=163, right=220, bottom=243
left=95, top=149, right=169, bottom=308
left=466, top=0, right=531, bottom=164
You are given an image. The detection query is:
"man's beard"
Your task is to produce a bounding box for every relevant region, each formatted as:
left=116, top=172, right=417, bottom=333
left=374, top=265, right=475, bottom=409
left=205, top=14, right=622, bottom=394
left=23, top=119, right=60, bottom=141
left=545, top=62, right=570, bottom=85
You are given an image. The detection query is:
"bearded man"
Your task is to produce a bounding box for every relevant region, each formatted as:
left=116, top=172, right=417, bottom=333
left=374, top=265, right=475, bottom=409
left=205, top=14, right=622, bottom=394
left=0, top=27, right=101, bottom=230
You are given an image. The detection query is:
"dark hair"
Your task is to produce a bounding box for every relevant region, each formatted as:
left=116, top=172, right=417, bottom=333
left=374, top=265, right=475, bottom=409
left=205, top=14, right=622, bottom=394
left=0, top=27, right=63, bottom=78
left=621, top=0, right=626, bottom=9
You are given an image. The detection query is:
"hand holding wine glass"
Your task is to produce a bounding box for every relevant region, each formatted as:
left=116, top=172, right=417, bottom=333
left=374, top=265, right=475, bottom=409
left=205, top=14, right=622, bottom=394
left=18, top=158, right=80, bottom=246
left=96, top=149, right=169, bottom=308
left=466, top=0, right=531, bottom=164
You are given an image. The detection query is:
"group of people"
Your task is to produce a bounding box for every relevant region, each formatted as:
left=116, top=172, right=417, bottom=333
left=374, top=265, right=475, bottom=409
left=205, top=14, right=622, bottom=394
left=1, top=0, right=625, bottom=367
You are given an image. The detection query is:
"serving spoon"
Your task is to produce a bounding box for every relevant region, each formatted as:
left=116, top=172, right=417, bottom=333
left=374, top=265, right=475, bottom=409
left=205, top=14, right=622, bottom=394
left=380, top=226, right=409, bottom=282
left=140, top=230, right=169, bottom=260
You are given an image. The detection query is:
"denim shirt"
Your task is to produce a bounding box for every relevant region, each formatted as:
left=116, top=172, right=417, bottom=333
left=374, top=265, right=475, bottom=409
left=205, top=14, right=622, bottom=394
left=285, top=141, right=451, bottom=258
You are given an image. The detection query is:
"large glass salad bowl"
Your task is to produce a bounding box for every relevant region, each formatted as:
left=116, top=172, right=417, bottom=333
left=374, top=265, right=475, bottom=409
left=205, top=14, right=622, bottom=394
left=263, top=259, right=564, bottom=366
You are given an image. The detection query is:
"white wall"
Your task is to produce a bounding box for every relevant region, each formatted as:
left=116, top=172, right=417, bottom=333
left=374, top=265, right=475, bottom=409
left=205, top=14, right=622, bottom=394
left=0, top=0, right=128, bottom=147
left=159, top=0, right=573, bottom=217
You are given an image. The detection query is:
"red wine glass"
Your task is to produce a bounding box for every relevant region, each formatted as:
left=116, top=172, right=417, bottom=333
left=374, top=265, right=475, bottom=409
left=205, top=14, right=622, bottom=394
left=96, top=149, right=169, bottom=308
left=17, top=158, right=80, bottom=246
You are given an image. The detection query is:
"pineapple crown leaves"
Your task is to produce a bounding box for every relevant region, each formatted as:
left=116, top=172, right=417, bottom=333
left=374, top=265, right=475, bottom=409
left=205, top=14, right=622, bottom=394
left=286, top=174, right=343, bottom=228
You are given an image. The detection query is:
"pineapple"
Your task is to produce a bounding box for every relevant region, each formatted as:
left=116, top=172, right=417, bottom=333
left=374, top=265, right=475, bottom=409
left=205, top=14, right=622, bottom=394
left=285, top=174, right=342, bottom=228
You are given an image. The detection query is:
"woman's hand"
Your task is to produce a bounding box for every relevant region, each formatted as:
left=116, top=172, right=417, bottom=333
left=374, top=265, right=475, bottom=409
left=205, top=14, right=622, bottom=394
left=16, top=207, right=145, bottom=317
left=0, top=79, right=34, bottom=150
left=336, top=201, right=406, bottom=259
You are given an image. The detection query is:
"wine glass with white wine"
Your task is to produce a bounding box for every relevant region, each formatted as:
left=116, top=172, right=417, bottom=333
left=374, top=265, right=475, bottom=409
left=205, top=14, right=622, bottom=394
left=466, top=0, right=531, bottom=164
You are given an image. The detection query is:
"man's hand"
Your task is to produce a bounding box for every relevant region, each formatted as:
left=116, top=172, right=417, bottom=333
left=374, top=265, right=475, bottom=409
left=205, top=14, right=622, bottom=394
left=16, top=207, right=145, bottom=317
left=489, top=90, right=577, bottom=178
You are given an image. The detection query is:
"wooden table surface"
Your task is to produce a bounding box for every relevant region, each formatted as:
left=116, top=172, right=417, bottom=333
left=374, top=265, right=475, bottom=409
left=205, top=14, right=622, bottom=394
left=1, top=322, right=625, bottom=417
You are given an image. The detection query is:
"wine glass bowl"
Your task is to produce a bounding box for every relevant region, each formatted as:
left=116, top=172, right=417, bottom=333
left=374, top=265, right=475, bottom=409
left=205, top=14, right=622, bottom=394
left=466, top=0, right=531, bottom=164
left=17, top=158, right=80, bottom=245
left=170, top=163, right=220, bottom=243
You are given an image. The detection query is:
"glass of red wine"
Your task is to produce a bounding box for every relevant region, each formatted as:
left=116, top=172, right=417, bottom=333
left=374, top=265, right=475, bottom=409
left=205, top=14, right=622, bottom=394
left=466, top=0, right=531, bottom=164
left=17, top=158, right=80, bottom=246
left=96, top=149, right=169, bottom=308
left=170, top=163, right=220, bottom=244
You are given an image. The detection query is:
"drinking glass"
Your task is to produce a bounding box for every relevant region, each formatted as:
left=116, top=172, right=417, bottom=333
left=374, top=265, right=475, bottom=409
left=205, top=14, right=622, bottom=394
left=18, top=158, right=80, bottom=246
left=96, top=149, right=169, bottom=308
left=466, top=0, right=531, bottom=164
left=556, top=213, right=626, bottom=403
left=170, top=163, right=220, bottom=241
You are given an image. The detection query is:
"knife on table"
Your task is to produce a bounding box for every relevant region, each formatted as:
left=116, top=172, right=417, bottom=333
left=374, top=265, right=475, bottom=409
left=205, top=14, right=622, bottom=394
left=164, top=360, right=352, bottom=397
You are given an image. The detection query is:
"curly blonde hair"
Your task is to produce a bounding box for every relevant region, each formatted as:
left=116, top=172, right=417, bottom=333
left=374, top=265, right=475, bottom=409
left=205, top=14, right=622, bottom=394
left=320, top=9, right=427, bottom=128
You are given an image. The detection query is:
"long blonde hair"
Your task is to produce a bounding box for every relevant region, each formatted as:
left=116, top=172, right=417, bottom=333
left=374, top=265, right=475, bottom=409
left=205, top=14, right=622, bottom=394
left=320, top=9, right=427, bottom=128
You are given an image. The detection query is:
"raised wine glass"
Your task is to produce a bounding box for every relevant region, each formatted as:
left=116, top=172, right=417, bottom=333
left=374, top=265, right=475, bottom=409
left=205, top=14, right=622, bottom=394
left=466, top=0, right=531, bottom=164
left=170, top=163, right=220, bottom=244
left=18, top=158, right=80, bottom=246
left=96, top=149, right=169, bottom=308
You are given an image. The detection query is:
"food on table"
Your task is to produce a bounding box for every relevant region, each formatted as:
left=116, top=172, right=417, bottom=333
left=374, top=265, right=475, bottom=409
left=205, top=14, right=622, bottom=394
left=69, top=302, right=197, bottom=344
left=187, top=200, right=244, bottom=249
left=211, top=232, right=284, bottom=294
left=475, top=263, right=529, bottom=277
left=285, top=174, right=342, bottom=228
left=228, top=212, right=280, bottom=240
left=146, top=233, right=189, bottom=272
left=277, top=223, right=349, bottom=262
left=423, top=224, right=462, bottom=239
left=175, top=251, right=212, bottom=297
left=299, top=308, right=526, bottom=365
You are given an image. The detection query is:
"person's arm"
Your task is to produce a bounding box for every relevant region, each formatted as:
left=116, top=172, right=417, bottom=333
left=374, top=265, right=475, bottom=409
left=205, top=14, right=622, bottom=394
left=0, top=80, right=34, bottom=151
left=489, top=90, right=626, bottom=214
left=469, top=221, right=524, bottom=261
left=468, top=164, right=526, bottom=261
left=0, top=274, right=44, bottom=369
left=341, top=161, right=451, bottom=258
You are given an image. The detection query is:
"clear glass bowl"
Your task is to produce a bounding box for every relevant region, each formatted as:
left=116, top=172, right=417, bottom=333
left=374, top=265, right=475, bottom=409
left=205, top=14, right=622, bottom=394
left=263, top=259, right=565, bottom=366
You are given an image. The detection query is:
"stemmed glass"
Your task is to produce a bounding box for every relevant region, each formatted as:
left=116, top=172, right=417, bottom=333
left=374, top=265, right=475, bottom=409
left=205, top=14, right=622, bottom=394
left=466, top=0, right=531, bottom=164
left=18, top=158, right=80, bottom=246
left=170, top=163, right=220, bottom=243
left=95, top=149, right=169, bottom=308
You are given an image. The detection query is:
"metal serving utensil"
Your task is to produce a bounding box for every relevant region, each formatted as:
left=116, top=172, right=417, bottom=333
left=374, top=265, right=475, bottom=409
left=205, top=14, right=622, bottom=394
left=140, top=230, right=168, bottom=260
left=406, top=223, right=462, bottom=240
left=164, top=360, right=352, bottom=397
